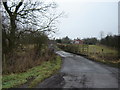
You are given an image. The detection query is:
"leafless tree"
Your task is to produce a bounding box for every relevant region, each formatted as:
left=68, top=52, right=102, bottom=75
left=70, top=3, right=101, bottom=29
left=100, top=31, right=104, bottom=39
left=2, top=0, right=63, bottom=52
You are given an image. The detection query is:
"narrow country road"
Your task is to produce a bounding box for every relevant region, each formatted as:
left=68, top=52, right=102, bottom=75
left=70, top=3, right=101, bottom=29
left=36, top=51, right=119, bottom=88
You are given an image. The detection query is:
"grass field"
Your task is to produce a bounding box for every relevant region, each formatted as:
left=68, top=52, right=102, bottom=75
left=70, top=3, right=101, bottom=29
left=2, top=56, right=62, bottom=88
left=88, top=45, right=118, bottom=55
left=87, top=45, right=119, bottom=67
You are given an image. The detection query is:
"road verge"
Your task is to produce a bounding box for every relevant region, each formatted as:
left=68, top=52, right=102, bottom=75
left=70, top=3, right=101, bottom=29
left=2, top=55, right=62, bottom=88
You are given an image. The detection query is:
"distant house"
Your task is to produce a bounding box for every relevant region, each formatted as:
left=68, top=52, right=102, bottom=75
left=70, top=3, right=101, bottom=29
left=73, top=39, right=83, bottom=44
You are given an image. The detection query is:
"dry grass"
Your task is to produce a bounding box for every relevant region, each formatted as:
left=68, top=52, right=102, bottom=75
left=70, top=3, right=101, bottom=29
left=2, top=56, right=62, bottom=88
left=88, top=45, right=118, bottom=61
left=87, top=45, right=119, bottom=67
left=2, top=45, right=54, bottom=74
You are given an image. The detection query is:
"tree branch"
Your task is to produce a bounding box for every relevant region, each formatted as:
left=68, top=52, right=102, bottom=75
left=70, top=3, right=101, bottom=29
left=2, top=1, right=12, bottom=16
left=14, top=0, right=24, bottom=14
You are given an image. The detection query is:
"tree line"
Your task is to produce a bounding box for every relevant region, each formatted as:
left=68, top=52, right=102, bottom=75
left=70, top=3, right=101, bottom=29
left=55, top=35, right=119, bottom=49
left=100, top=35, right=119, bottom=48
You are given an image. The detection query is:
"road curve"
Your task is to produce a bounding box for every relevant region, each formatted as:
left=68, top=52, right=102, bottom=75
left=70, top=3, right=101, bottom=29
left=36, top=51, right=119, bottom=88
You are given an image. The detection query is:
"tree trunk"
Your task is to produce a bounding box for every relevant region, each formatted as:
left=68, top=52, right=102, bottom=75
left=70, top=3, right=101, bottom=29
left=9, top=16, right=16, bottom=51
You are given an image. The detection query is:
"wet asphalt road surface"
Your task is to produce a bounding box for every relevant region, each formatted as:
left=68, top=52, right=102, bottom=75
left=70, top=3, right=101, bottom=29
left=36, top=51, right=119, bottom=88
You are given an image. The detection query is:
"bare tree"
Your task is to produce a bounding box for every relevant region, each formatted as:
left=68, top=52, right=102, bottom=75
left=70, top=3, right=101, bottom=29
left=107, top=32, right=112, bottom=36
left=100, top=31, right=104, bottom=39
left=2, top=0, right=63, bottom=52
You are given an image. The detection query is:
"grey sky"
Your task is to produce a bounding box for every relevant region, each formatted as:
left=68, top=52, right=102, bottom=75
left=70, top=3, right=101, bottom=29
left=47, top=0, right=119, bottom=39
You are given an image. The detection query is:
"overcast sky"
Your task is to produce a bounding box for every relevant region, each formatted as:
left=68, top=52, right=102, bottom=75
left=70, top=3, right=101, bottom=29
left=45, top=0, right=119, bottom=39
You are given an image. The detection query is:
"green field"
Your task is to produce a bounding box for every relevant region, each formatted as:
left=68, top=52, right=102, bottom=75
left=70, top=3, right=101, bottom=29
left=87, top=45, right=119, bottom=67
left=88, top=45, right=118, bottom=57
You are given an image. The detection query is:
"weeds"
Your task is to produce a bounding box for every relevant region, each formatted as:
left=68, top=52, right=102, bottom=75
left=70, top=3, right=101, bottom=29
left=2, top=44, right=54, bottom=74
left=2, top=56, right=62, bottom=88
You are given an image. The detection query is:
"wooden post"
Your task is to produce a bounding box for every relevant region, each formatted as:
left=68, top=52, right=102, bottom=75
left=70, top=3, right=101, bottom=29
left=3, top=54, right=6, bottom=71
left=87, top=45, right=89, bottom=56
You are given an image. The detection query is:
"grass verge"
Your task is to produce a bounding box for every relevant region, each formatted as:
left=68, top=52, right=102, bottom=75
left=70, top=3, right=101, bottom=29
left=2, top=55, right=62, bottom=88
left=87, top=55, right=120, bottom=68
